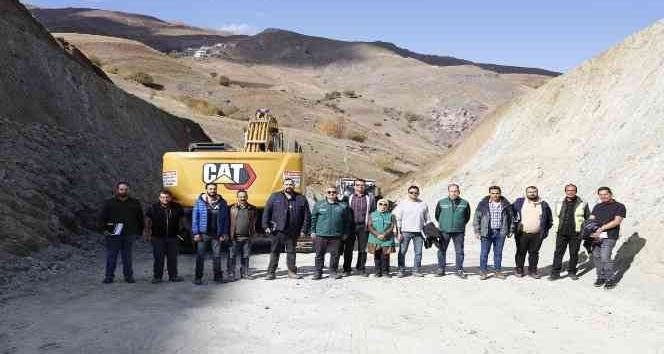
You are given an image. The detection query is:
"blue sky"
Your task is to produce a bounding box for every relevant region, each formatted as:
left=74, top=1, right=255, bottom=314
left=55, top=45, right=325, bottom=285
left=29, top=0, right=664, bottom=72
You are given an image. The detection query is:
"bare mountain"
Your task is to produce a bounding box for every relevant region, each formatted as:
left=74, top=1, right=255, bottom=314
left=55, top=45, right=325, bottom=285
left=30, top=7, right=559, bottom=77
left=30, top=6, right=243, bottom=52
left=0, top=0, right=207, bottom=258
left=406, top=20, right=664, bottom=279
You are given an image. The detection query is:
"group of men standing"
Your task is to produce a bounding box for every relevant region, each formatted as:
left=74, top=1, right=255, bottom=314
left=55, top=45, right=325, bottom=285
left=99, top=178, right=626, bottom=290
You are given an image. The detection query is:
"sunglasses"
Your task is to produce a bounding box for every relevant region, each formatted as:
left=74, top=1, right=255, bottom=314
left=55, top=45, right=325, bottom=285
left=326, top=191, right=337, bottom=194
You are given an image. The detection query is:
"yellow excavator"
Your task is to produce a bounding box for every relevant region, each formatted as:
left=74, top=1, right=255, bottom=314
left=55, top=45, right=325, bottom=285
left=162, top=109, right=309, bottom=251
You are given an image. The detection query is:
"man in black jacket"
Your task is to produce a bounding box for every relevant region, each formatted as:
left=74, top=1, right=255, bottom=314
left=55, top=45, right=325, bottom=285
left=511, top=186, right=553, bottom=279
left=99, top=181, right=144, bottom=284
left=144, top=190, right=184, bottom=283
left=262, top=178, right=311, bottom=280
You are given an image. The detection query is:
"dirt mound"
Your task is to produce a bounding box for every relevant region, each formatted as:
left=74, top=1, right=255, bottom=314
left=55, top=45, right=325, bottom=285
left=0, top=1, right=208, bottom=257
left=410, top=20, right=664, bottom=277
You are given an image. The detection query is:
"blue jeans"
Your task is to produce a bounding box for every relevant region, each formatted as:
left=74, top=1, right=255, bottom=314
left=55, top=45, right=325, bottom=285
left=593, top=238, right=617, bottom=280
left=480, top=229, right=506, bottom=272
left=398, top=231, right=424, bottom=272
left=195, top=234, right=227, bottom=280
left=437, top=232, right=465, bottom=271
left=105, top=234, right=136, bottom=279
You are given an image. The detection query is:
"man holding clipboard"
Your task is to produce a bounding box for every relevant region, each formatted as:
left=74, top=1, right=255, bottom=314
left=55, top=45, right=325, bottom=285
left=589, top=187, right=626, bottom=289
left=99, top=181, right=144, bottom=284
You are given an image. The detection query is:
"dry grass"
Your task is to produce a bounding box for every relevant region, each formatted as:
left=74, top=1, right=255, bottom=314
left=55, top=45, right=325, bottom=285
left=346, top=131, right=368, bottom=143
left=318, top=117, right=345, bottom=138
left=176, top=95, right=221, bottom=116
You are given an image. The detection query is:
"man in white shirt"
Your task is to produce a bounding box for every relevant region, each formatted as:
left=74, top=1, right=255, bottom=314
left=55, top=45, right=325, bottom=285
left=394, top=185, right=430, bottom=277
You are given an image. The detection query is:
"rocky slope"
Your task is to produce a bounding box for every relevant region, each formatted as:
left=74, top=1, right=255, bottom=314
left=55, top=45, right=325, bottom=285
left=409, top=20, right=664, bottom=276
left=0, top=1, right=208, bottom=259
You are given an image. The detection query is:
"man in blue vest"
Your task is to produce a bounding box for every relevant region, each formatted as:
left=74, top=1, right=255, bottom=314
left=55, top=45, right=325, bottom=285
left=434, top=184, right=471, bottom=278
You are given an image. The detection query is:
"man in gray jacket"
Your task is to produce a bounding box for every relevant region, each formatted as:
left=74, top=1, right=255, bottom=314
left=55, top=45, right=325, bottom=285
left=473, top=186, right=513, bottom=280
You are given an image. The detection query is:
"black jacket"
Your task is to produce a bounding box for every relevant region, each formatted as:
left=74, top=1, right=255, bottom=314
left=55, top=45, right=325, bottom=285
left=511, top=198, right=554, bottom=239
left=99, top=197, right=144, bottom=236
left=262, top=191, right=311, bottom=235
left=146, top=202, right=184, bottom=238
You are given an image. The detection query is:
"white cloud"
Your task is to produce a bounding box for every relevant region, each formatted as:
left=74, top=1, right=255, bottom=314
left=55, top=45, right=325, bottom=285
left=218, top=23, right=259, bottom=35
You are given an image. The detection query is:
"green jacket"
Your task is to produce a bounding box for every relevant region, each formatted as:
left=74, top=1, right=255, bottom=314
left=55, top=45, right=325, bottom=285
left=368, top=210, right=397, bottom=247
left=435, top=197, right=471, bottom=233
left=311, top=200, right=352, bottom=237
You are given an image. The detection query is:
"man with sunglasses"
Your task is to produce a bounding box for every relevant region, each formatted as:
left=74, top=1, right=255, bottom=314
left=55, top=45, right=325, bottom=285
left=340, top=178, right=376, bottom=277
left=310, top=186, right=352, bottom=280
left=262, top=178, right=311, bottom=280
left=394, top=185, right=430, bottom=277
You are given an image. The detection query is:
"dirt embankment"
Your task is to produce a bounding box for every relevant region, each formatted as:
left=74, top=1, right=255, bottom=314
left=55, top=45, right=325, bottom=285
left=0, top=1, right=208, bottom=266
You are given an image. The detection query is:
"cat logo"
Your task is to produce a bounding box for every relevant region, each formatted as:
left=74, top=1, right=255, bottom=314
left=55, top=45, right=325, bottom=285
left=202, top=163, right=257, bottom=190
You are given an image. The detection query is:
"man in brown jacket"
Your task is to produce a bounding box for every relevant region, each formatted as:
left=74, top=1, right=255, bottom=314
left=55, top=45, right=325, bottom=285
left=229, top=190, right=257, bottom=280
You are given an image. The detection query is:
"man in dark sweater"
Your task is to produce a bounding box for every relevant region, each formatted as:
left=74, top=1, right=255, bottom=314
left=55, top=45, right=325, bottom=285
left=589, top=187, right=626, bottom=289
left=99, top=181, right=144, bottom=284
left=341, top=178, right=376, bottom=277
left=549, top=184, right=590, bottom=281
left=144, top=190, right=184, bottom=283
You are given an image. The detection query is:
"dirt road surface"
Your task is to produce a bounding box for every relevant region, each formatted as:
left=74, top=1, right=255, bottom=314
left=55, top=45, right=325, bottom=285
left=1, top=238, right=662, bottom=354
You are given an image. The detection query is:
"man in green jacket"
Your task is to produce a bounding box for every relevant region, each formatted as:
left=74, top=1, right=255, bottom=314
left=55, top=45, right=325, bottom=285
left=434, top=184, right=471, bottom=278
left=310, top=185, right=352, bottom=280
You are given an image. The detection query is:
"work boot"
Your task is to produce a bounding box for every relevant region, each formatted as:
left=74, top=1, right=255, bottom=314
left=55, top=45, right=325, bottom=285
left=288, top=271, right=302, bottom=279
left=594, top=278, right=606, bottom=287
left=529, top=271, right=541, bottom=279
left=514, top=268, right=525, bottom=278
left=102, top=277, right=113, bottom=284
left=455, top=270, right=467, bottom=279
left=548, top=273, right=561, bottom=281
left=495, top=271, right=506, bottom=280
left=604, top=278, right=618, bottom=289
left=480, top=272, right=488, bottom=280
left=312, top=273, right=322, bottom=280
left=435, top=269, right=445, bottom=277
left=193, top=278, right=203, bottom=285
left=265, top=273, right=276, bottom=280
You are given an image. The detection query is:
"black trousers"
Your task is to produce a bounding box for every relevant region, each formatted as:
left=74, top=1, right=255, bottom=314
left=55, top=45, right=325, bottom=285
left=314, top=237, right=341, bottom=274
left=515, top=232, right=543, bottom=272
left=339, top=224, right=369, bottom=272
left=551, top=233, right=581, bottom=274
left=373, top=249, right=391, bottom=275
left=267, top=231, right=297, bottom=274
left=152, top=237, right=179, bottom=279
